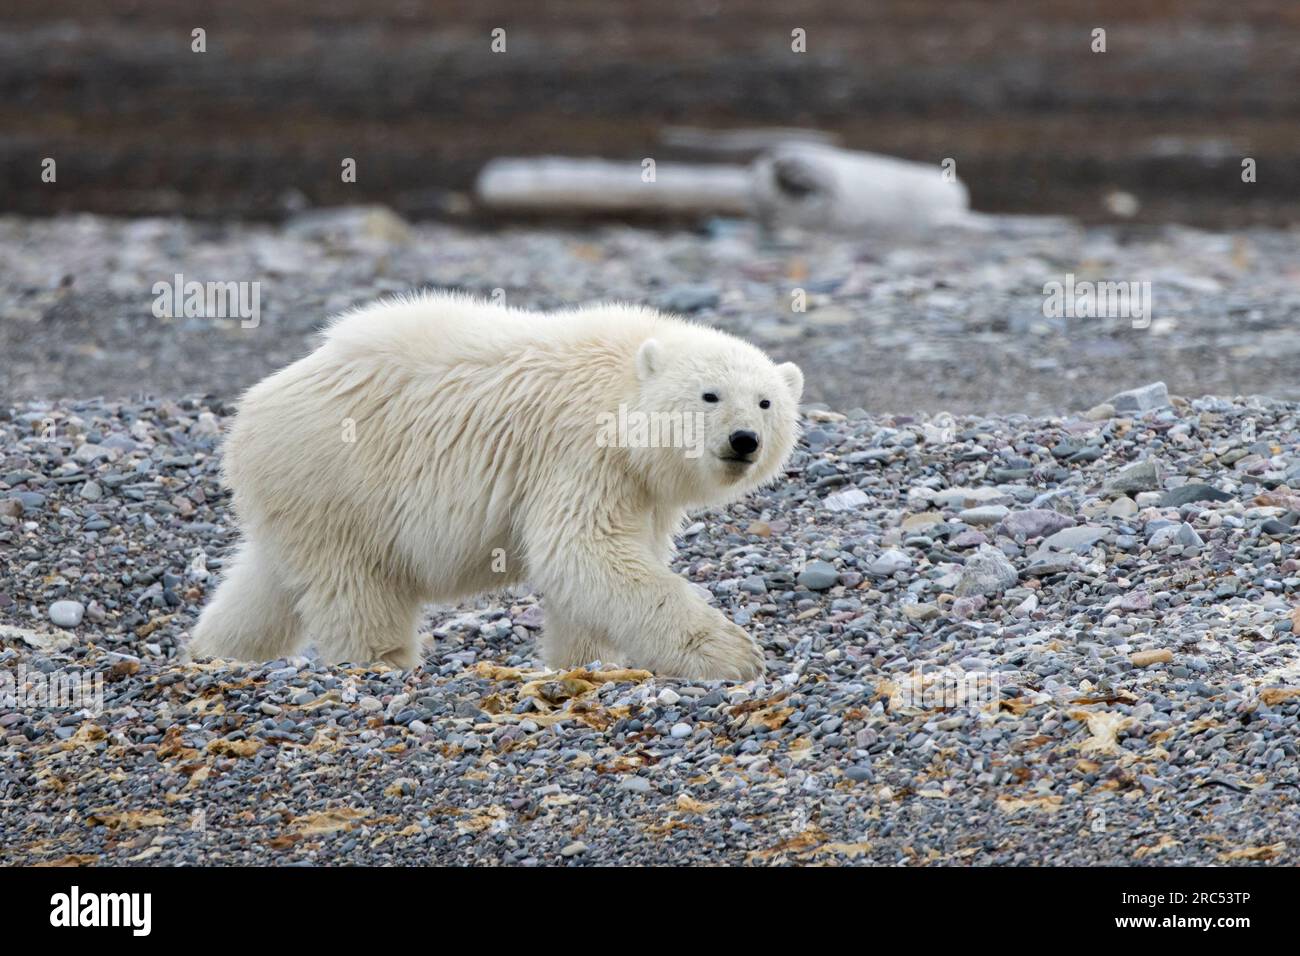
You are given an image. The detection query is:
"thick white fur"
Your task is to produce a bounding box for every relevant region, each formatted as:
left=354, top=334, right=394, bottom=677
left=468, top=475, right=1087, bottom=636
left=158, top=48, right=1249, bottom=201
left=188, top=293, right=803, bottom=679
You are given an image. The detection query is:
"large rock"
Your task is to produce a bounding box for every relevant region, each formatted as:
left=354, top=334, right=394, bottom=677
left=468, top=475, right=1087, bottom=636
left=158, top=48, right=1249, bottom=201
left=1160, top=483, right=1233, bottom=507
left=1105, top=382, right=1170, bottom=413
left=654, top=284, right=720, bottom=313
left=959, top=505, right=1010, bottom=526
left=823, top=488, right=871, bottom=512
left=797, top=561, right=841, bottom=590
left=72, top=443, right=109, bottom=464
left=997, top=509, right=1075, bottom=540
left=868, top=549, right=913, bottom=577
left=1039, top=525, right=1108, bottom=554
left=901, top=511, right=944, bottom=532
left=1023, top=553, right=1082, bottom=576
left=1105, top=459, right=1163, bottom=495
left=955, top=545, right=1019, bottom=596
left=1148, top=522, right=1203, bottom=549
left=49, top=600, right=85, bottom=628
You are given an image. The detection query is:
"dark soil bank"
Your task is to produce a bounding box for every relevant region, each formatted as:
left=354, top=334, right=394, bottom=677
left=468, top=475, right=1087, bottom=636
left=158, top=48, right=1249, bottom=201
left=2, top=0, right=1298, bottom=225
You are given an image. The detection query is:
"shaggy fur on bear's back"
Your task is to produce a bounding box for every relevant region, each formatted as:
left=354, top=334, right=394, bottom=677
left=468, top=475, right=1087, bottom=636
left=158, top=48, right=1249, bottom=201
left=189, top=293, right=803, bottom=679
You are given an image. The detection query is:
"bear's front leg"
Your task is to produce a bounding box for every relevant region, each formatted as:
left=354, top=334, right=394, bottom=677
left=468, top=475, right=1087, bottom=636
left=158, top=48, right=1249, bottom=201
left=539, top=604, right=618, bottom=671
left=531, top=530, right=764, bottom=681
left=670, top=597, right=767, bottom=682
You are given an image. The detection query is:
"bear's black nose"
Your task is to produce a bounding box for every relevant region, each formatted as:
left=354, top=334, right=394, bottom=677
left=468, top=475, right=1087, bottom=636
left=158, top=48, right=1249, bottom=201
left=728, top=430, right=760, bottom=456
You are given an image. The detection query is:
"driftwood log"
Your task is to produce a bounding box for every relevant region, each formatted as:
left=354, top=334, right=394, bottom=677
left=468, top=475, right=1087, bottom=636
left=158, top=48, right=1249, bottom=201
left=750, top=143, right=970, bottom=232
left=474, top=157, right=754, bottom=217
left=475, top=144, right=972, bottom=232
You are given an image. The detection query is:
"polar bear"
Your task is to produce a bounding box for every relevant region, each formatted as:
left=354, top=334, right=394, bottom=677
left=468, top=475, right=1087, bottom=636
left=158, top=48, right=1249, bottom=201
left=188, top=293, right=803, bottom=679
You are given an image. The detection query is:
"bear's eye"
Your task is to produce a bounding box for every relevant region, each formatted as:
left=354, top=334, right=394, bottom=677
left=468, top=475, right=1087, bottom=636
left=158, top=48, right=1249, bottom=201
left=759, top=399, right=771, bottom=410
left=702, top=392, right=720, bottom=403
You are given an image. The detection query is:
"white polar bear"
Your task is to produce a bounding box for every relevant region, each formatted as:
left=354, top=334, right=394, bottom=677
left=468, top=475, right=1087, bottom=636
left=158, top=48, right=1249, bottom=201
left=188, top=293, right=803, bottom=680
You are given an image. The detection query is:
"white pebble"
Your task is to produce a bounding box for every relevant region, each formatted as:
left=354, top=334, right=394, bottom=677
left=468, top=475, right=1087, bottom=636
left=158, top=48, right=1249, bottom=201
left=48, top=600, right=85, bottom=628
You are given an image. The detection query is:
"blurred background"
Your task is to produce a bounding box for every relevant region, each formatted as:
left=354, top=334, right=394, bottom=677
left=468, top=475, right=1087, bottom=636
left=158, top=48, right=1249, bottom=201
left=1, top=0, right=1298, bottom=411
left=4, top=0, right=1299, bottom=224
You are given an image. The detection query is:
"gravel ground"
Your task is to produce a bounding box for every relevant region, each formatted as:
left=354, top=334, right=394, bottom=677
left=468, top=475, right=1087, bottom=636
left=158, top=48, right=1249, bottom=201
left=2, top=210, right=1299, bottom=414
left=2, top=385, right=1299, bottom=865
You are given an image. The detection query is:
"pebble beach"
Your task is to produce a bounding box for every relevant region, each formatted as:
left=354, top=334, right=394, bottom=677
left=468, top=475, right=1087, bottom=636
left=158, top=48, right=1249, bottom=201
left=3, top=211, right=1299, bottom=415
left=3, top=378, right=1298, bottom=865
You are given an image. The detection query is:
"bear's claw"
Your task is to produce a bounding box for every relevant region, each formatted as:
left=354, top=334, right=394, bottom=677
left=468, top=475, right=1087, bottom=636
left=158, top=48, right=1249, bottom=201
left=677, top=614, right=765, bottom=681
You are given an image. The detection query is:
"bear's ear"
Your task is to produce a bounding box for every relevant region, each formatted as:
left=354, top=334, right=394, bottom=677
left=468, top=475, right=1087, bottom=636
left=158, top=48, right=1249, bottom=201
left=777, top=361, right=804, bottom=403
left=636, top=338, right=664, bottom=381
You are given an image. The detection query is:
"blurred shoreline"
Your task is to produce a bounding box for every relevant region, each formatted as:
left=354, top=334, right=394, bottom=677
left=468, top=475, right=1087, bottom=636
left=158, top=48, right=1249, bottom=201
left=3, top=211, right=1297, bottom=413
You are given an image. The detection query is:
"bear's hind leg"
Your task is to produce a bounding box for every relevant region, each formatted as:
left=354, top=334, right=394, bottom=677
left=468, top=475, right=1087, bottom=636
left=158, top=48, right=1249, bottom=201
left=297, top=579, right=425, bottom=670
left=188, top=542, right=305, bottom=661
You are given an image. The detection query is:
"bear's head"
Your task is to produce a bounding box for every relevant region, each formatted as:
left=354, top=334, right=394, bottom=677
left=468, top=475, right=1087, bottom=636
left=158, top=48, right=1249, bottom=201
left=627, top=328, right=803, bottom=507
